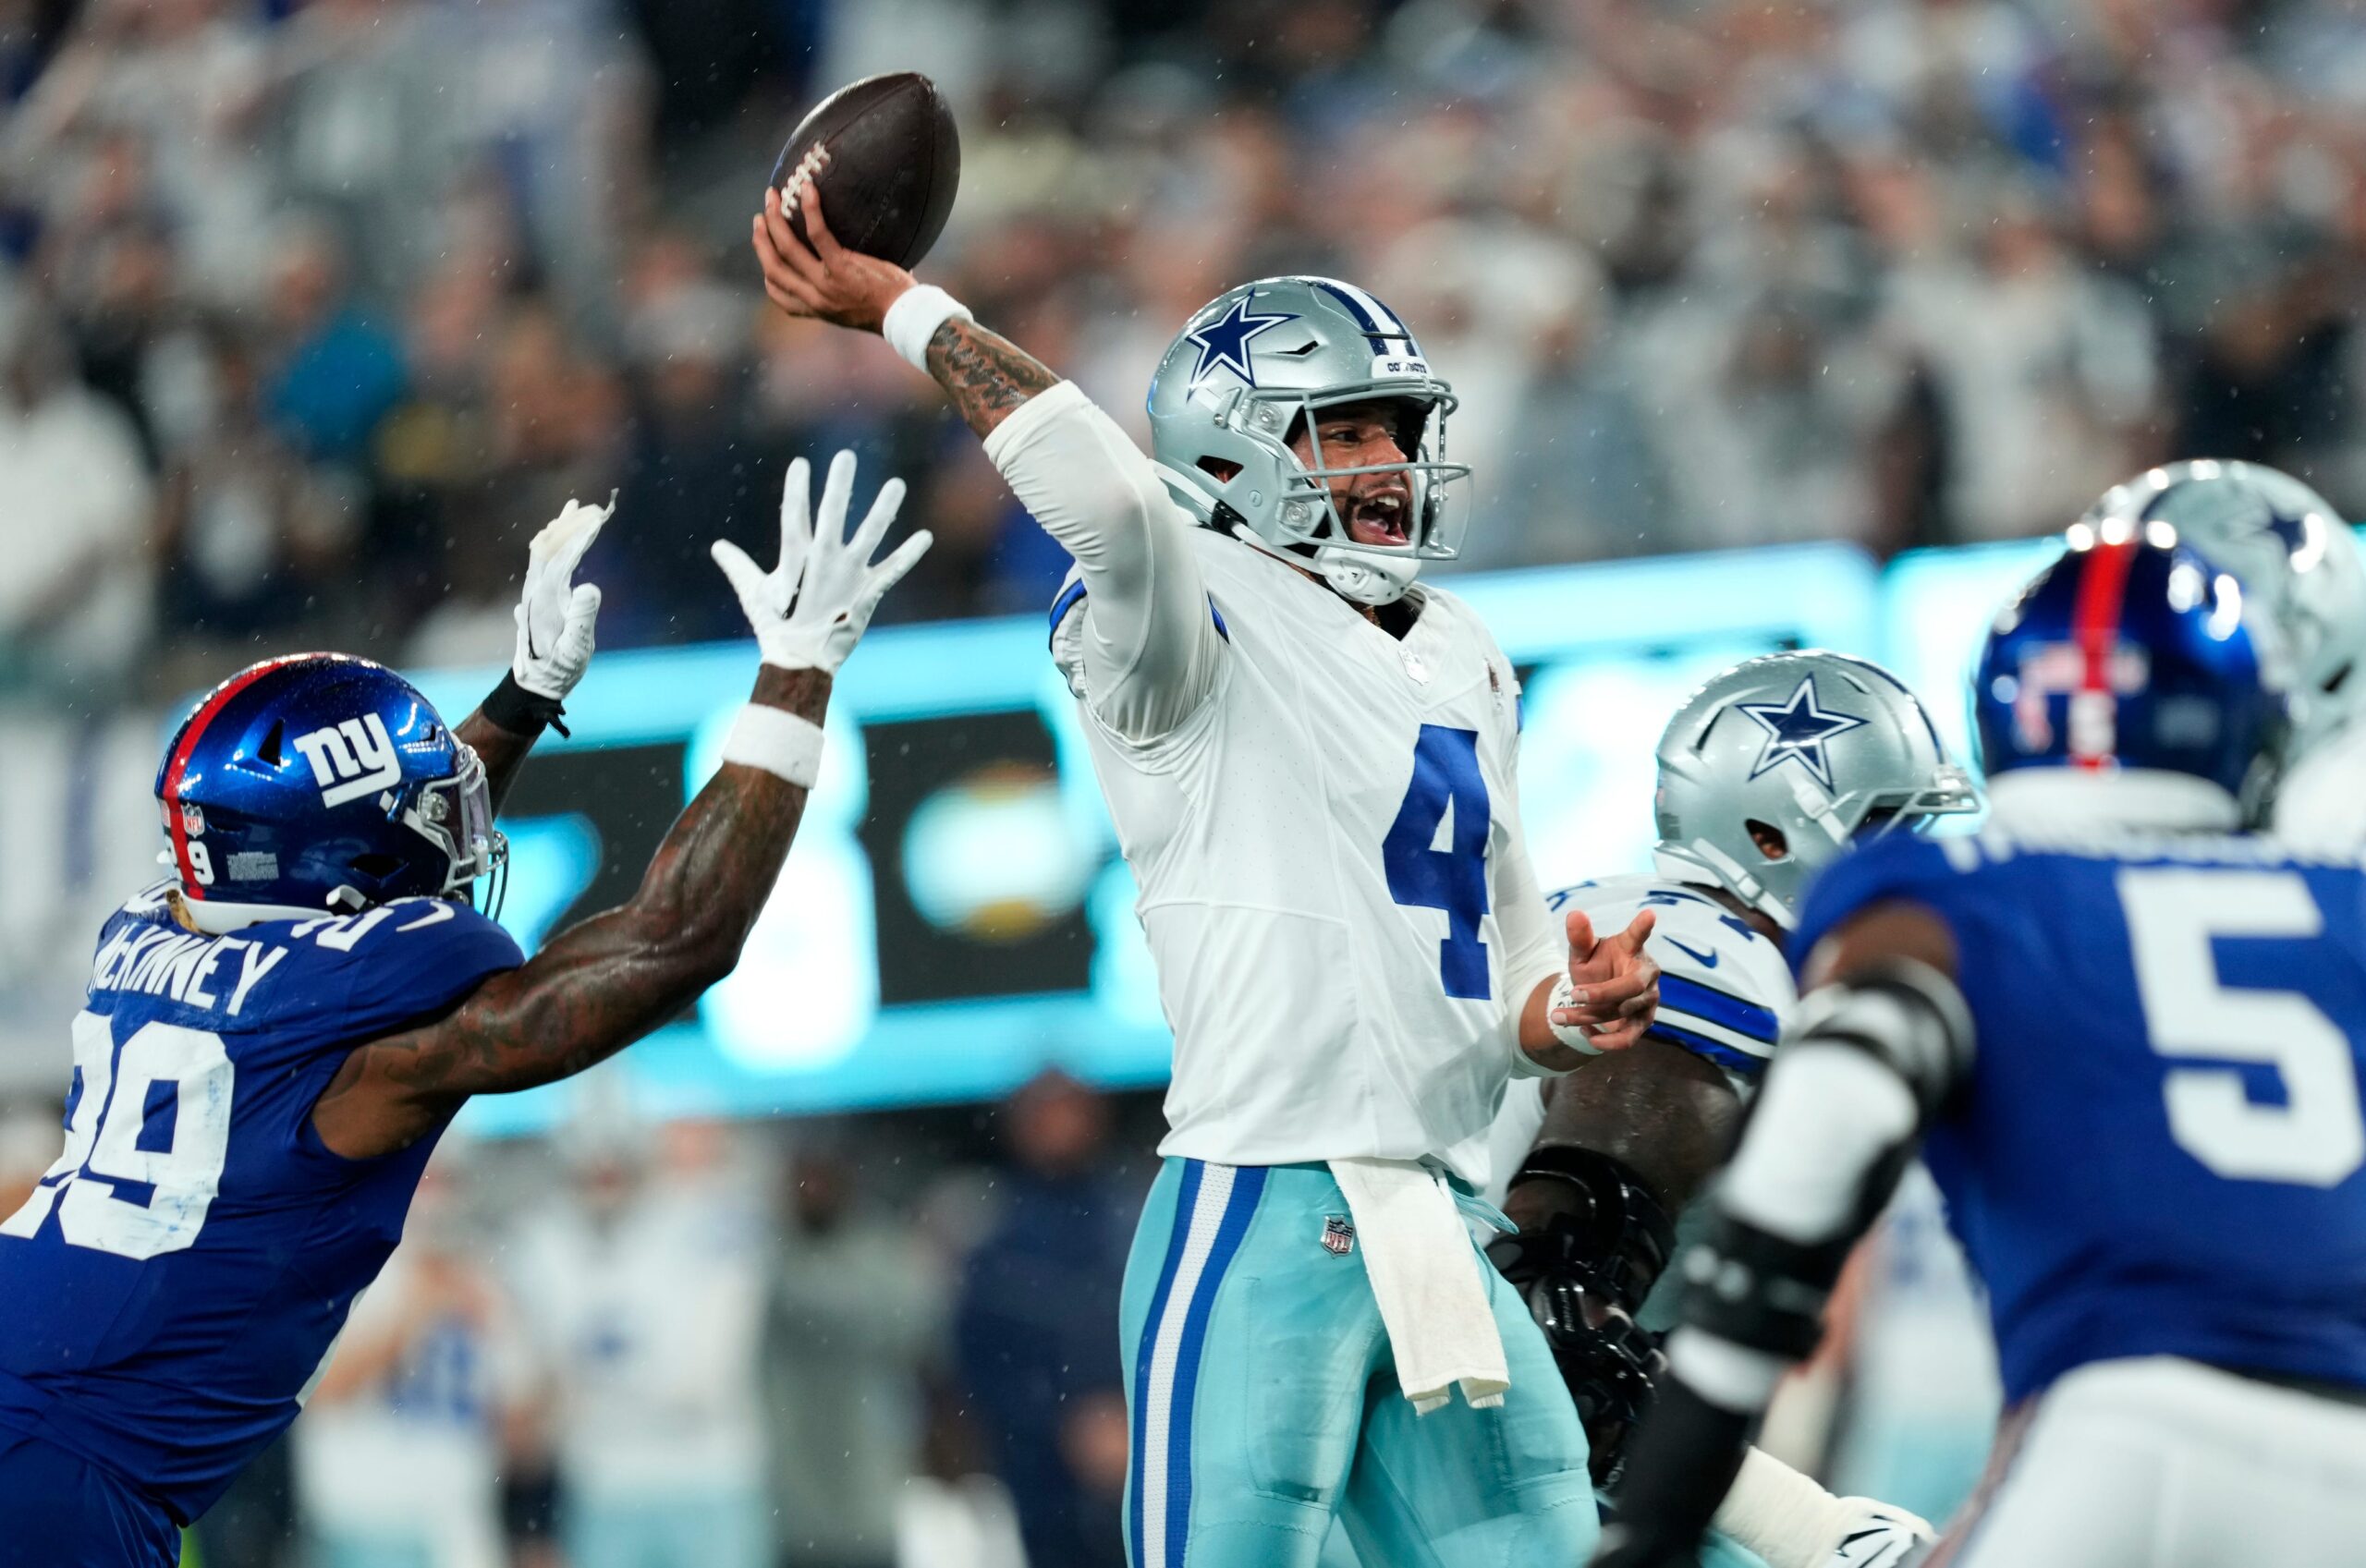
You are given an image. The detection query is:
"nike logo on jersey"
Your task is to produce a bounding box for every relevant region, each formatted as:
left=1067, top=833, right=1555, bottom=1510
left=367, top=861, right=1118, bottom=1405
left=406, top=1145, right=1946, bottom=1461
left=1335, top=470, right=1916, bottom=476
left=292, top=714, right=401, bottom=808
left=1665, top=938, right=1721, bottom=969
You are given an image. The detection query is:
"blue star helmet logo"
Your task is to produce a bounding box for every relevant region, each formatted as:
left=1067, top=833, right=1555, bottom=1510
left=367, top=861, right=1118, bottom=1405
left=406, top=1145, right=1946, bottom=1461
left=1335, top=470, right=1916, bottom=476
left=1736, top=676, right=1867, bottom=791
left=1185, top=296, right=1299, bottom=392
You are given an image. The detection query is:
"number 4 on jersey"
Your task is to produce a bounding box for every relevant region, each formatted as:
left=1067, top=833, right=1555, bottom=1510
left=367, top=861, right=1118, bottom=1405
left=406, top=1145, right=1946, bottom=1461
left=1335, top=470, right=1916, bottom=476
left=1384, top=724, right=1493, bottom=1000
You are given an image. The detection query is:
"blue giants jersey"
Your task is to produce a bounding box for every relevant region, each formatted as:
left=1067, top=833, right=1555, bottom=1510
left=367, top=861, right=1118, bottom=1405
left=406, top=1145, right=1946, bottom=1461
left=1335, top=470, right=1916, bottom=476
left=1793, top=832, right=2366, bottom=1404
left=0, top=883, right=521, bottom=1524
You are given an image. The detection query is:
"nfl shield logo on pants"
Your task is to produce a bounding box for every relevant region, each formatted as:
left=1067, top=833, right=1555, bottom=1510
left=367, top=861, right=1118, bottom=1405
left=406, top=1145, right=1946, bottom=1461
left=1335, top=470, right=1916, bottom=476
left=1321, top=1213, right=1356, bottom=1257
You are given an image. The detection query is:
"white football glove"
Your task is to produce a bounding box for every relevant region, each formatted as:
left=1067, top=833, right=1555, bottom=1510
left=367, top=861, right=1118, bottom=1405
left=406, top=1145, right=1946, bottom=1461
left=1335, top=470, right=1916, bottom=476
left=1714, top=1448, right=1934, bottom=1568
left=512, top=493, right=612, bottom=701
left=1821, top=1497, right=1934, bottom=1568
left=712, top=451, right=930, bottom=674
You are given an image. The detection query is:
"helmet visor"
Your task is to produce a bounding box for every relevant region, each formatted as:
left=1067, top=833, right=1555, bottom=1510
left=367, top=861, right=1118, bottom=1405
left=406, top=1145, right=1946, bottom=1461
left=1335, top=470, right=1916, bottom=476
left=409, top=745, right=508, bottom=895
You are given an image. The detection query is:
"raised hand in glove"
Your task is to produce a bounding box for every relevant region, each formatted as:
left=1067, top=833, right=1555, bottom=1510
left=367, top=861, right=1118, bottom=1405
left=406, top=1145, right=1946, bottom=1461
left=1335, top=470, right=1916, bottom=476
left=513, top=494, right=612, bottom=703
left=713, top=451, right=930, bottom=673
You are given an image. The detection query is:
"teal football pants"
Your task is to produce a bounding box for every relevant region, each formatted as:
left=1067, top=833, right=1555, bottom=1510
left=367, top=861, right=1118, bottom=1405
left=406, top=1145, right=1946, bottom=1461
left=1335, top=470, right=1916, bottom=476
left=1120, top=1158, right=1599, bottom=1568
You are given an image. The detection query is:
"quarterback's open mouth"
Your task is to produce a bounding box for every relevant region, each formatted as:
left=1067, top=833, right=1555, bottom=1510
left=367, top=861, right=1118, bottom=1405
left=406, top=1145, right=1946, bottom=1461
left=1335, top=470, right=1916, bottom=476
left=1348, top=491, right=1410, bottom=545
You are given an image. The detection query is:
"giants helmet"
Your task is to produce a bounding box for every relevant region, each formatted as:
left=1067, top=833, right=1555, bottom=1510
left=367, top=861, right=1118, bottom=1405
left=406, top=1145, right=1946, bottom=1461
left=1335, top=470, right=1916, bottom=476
left=1653, top=651, right=1981, bottom=928
left=155, top=653, right=505, bottom=930
left=1145, top=276, right=1470, bottom=606
left=1973, top=529, right=2290, bottom=829
left=2078, top=460, right=2366, bottom=754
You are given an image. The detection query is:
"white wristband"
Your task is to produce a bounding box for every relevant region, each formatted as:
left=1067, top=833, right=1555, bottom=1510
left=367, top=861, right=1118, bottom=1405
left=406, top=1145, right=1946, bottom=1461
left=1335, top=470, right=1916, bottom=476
left=882, top=284, right=972, bottom=371
left=720, top=703, right=824, bottom=787
left=1544, top=973, right=1605, bottom=1058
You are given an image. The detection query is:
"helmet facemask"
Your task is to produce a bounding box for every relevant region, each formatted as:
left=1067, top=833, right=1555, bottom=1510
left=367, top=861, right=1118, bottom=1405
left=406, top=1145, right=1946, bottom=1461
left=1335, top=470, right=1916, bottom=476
left=1185, top=384, right=1472, bottom=603
left=402, top=743, right=509, bottom=910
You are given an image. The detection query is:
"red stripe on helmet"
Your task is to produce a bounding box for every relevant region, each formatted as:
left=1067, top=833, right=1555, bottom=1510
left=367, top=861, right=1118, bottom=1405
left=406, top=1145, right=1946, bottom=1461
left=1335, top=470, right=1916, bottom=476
left=161, top=654, right=317, bottom=900
left=2069, top=537, right=2140, bottom=772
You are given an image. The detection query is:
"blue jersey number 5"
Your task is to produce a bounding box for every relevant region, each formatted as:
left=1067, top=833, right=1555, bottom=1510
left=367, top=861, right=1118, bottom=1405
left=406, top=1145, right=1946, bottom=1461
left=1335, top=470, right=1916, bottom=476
left=1384, top=724, right=1493, bottom=1000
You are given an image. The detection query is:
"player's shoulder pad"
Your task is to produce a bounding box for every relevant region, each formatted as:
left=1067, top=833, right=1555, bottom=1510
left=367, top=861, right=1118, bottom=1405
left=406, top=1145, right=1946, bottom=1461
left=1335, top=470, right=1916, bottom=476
left=1789, top=834, right=1977, bottom=985
left=1550, top=876, right=1790, bottom=1077
left=1416, top=584, right=1521, bottom=728
left=1640, top=885, right=1789, bottom=1079
left=289, top=897, right=524, bottom=1036
left=1046, top=562, right=1235, bottom=702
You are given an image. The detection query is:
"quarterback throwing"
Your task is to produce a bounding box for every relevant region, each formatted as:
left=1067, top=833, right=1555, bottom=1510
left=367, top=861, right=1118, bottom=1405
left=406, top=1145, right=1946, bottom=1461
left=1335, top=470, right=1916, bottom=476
left=755, top=182, right=1661, bottom=1568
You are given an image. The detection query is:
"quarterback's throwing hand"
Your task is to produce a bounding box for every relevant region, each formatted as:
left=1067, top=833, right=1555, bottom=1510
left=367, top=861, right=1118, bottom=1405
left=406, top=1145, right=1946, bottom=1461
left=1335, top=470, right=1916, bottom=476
left=1554, top=908, right=1661, bottom=1051
left=751, top=181, right=913, bottom=333
left=513, top=493, right=612, bottom=703
left=713, top=450, right=931, bottom=674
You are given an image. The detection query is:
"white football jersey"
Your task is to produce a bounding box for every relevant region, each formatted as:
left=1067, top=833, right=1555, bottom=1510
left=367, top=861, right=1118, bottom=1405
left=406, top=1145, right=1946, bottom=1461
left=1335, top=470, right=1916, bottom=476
left=1055, top=532, right=1565, bottom=1182
left=1480, top=873, right=1794, bottom=1208
left=2275, top=711, right=2366, bottom=852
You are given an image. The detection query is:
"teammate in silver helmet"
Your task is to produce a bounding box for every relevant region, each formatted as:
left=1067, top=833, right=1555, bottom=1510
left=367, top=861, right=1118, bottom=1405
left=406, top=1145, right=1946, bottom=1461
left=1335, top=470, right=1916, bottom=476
left=1484, top=650, right=1978, bottom=1568
left=1652, top=652, right=1984, bottom=930
left=752, top=189, right=1663, bottom=1567
left=2076, top=460, right=2366, bottom=849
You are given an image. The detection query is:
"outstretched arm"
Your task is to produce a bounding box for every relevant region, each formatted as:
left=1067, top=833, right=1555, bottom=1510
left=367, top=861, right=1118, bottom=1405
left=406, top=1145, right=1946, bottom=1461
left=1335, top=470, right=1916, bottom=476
left=310, top=455, right=930, bottom=1161
left=1591, top=902, right=1969, bottom=1568
left=458, top=493, right=616, bottom=811
left=751, top=184, right=1221, bottom=743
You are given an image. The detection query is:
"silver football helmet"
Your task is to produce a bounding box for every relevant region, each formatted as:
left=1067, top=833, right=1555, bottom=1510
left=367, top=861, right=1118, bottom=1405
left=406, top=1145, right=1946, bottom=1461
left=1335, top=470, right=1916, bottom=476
left=1653, top=651, right=1982, bottom=928
left=2079, top=459, right=2366, bottom=752
left=1145, top=276, right=1471, bottom=605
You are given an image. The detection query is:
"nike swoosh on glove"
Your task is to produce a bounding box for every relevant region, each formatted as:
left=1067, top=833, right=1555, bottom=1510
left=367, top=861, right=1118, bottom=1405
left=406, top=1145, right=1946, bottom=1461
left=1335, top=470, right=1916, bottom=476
left=513, top=493, right=614, bottom=701
left=1823, top=1499, right=1934, bottom=1568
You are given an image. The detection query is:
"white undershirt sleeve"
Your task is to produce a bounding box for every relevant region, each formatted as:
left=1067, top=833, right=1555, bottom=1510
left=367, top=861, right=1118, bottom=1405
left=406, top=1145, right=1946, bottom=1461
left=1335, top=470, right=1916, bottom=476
left=984, top=381, right=1223, bottom=743
left=1493, top=765, right=1569, bottom=1072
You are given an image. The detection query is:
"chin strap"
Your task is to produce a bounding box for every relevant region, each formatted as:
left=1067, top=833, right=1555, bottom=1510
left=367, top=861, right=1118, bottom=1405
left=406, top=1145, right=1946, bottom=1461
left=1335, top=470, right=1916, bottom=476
left=1316, top=545, right=1418, bottom=605
left=1225, top=521, right=1420, bottom=606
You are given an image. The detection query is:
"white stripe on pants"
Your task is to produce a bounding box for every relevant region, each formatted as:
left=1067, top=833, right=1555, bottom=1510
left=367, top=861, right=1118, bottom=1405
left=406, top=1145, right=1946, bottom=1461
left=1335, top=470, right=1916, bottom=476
left=1138, top=1163, right=1242, bottom=1568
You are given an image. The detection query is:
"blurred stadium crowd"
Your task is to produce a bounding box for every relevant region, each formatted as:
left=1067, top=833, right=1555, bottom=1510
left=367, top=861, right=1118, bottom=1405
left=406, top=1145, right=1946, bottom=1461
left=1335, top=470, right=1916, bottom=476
left=1, top=0, right=2360, bottom=1562
left=8, top=0, right=2366, bottom=710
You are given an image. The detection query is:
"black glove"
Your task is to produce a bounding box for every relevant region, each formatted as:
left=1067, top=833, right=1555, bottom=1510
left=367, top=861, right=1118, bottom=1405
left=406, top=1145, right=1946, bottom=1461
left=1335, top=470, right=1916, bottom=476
left=1486, top=1147, right=1676, bottom=1487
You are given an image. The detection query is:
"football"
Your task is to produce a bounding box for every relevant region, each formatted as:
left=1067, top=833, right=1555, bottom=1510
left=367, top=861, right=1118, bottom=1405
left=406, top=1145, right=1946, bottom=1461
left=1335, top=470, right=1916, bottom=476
left=769, top=70, right=960, bottom=270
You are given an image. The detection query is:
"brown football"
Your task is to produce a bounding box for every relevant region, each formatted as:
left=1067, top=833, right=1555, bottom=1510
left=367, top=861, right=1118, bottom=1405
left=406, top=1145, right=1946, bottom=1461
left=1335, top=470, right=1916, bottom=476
left=770, top=71, right=960, bottom=270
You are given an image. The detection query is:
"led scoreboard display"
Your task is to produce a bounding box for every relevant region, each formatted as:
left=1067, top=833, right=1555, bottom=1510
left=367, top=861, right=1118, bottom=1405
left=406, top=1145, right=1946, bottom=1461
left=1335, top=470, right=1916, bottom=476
left=406, top=520, right=2366, bottom=1130
left=402, top=543, right=1921, bottom=1132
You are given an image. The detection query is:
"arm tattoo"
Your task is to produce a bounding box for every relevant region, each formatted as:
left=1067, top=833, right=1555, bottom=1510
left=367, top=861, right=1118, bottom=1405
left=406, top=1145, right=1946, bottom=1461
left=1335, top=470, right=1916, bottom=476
left=455, top=711, right=535, bottom=815
left=924, top=318, right=1061, bottom=438
left=311, top=667, right=830, bottom=1159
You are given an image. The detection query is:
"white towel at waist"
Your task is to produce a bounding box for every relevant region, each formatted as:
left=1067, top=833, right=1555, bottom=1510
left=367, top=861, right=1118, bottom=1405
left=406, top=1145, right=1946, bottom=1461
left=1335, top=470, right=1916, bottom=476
left=1328, top=1156, right=1510, bottom=1415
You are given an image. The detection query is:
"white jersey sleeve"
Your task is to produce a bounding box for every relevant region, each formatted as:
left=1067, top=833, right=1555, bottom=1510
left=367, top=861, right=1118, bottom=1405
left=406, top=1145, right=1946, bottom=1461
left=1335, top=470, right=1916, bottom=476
left=1482, top=644, right=1567, bottom=1046
left=988, top=381, right=1224, bottom=743
left=1591, top=884, right=1791, bottom=1081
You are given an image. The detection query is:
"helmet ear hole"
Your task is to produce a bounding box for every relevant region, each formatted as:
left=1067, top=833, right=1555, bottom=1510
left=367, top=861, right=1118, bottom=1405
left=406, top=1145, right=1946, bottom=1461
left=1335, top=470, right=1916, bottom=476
left=1745, top=820, right=1789, bottom=860
left=1199, top=457, right=1243, bottom=483
left=349, top=853, right=405, bottom=882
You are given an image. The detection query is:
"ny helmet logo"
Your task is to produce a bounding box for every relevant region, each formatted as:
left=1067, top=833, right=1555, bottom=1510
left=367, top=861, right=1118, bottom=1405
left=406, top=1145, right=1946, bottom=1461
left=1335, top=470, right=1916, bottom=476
left=291, top=714, right=402, bottom=808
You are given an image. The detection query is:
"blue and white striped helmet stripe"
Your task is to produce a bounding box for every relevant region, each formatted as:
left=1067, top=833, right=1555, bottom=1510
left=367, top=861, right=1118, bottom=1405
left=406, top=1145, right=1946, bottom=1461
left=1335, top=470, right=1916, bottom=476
left=1307, top=278, right=1421, bottom=356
